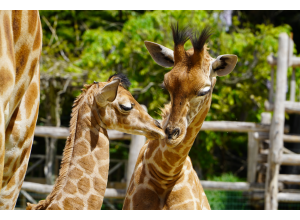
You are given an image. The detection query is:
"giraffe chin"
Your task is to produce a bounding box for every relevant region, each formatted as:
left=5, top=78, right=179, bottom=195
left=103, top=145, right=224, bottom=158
left=165, top=135, right=185, bottom=148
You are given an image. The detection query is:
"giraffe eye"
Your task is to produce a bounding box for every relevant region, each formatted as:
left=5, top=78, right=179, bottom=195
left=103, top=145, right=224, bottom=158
left=119, top=104, right=134, bottom=111
left=197, top=87, right=211, bottom=96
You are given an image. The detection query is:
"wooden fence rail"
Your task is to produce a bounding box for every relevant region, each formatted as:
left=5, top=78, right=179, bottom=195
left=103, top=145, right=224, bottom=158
left=34, top=121, right=273, bottom=140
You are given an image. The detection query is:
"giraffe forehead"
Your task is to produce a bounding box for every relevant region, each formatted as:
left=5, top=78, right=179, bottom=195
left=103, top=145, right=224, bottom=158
left=165, top=67, right=210, bottom=96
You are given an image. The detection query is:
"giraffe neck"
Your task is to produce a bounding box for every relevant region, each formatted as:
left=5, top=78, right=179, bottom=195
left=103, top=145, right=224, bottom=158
left=27, top=86, right=110, bottom=210
left=145, top=94, right=212, bottom=187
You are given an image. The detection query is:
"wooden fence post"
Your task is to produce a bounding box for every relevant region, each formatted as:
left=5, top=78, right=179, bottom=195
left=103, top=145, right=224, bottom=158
left=265, top=33, right=289, bottom=210
left=247, top=132, right=259, bottom=183
left=126, top=105, right=147, bottom=189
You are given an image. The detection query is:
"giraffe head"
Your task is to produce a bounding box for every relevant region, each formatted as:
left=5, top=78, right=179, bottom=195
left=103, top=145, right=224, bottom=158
left=145, top=24, right=237, bottom=147
left=95, top=74, right=165, bottom=139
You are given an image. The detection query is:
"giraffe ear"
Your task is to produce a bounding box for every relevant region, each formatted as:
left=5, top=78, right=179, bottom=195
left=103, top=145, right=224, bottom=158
left=211, top=54, right=238, bottom=77
left=144, top=41, right=174, bottom=68
left=96, top=78, right=120, bottom=106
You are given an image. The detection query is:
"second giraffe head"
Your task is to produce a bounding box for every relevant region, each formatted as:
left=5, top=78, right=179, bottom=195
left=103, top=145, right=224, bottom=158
left=94, top=73, right=165, bottom=139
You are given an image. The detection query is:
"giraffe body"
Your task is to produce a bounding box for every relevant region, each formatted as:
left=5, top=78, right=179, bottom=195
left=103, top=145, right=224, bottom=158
left=123, top=24, right=237, bottom=210
left=27, top=75, right=165, bottom=210
left=0, top=10, right=42, bottom=210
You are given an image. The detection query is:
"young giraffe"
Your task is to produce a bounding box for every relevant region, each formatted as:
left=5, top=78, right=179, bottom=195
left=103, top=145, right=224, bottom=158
left=0, top=10, right=42, bottom=210
left=26, top=74, right=165, bottom=210
left=123, top=24, right=238, bottom=210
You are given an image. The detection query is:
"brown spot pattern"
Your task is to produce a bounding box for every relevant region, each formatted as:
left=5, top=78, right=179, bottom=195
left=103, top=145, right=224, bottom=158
left=27, top=10, right=37, bottom=35
left=15, top=44, right=30, bottom=83
left=93, top=177, right=106, bottom=195
left=94, top=148, right=108, bottom=161
left=33, top=19, right=41, bottom=51
left=28, top=57, right=38, bottom=81
left=73, top=140, right=89, bottom=157
left=153, top=149, right=172, bottom=174
left=6, top=175, right=15, bottom=191
left=15, top=82, right=26, bottom=111
left=132, top=188, right=160, bottom=210
left=166, top=186, right=192, bottom=208
left=145, top=139, right=158, bottom=160
left=3, top=13, right=14, bottom=63
left=69, top=167, right=83, bottom=179
left=0, top=67, right=14, bottom=96
left=25, top=82, right=38, bottom=119
left=63, top=197, right=84, bottom=210
left=56, top=192, right=62, bottom=201
left=126, top=182, right=136, bottom=197
left=48, top=203, right=61, bottom=210
left=12, top=10, right=22, bottom=43
left=63, top=180, right=77, bottom=195
left=194, top=109, right=209, bottom=128
left=77, top=177, right=90, bottom=195
left=2, top=190, right=15, bottom=199
left=98, top=164, right=109, bottom=178
left=0, top=28, right=2, bottom=58
left=148, top=179, right=164, bottom=195
left=172, top=201, right=195, bottom=210
left=134, top=165, right=146, bottom=185
left=122, top=197, right=131, bottom=210
left=5, top=108, right=20, bottom=143
left=163, top=150, right=181, bottom=166
left=87, top=194, right=102, bottom=210
left=77, top=155, right=95, bottom=174
left=18, top=163, right=27, bottom=181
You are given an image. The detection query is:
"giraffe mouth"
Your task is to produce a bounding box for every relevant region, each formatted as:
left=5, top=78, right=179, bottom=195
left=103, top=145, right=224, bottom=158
left=128, top=129, right=165, bottom=140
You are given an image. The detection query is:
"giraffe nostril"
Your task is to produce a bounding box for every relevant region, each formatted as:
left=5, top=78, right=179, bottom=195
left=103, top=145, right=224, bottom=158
left=166, top=128, right=180, bottom=140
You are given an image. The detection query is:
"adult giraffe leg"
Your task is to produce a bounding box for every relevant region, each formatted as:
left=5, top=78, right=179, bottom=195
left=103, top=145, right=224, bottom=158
left=0, top=69, right=40, bottom=210
left=0, top=10, right=16, bottom=197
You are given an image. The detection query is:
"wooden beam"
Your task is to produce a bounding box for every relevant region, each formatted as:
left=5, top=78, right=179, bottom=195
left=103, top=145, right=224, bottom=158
left=278, top=174, right=300, bottom=184
left=254, top=132, right=300, bottom=143
left=265, top=33, right=289, bottom=210
left=200, top=121, right=270, bottom=132
left=21, top=181, right=126, bottom=198
left=247, top=132, right=259, bottom=183
left=34, top=122, right=273, bottom=141
left=280, top=154, right=300, bottom=166
left=265, top=100, right=300, bottom=114
left=278, top=193, right=300, bottom=203
left=201, top=181, right=264, bottom=191
left=34, top=126, right=131, bottom=140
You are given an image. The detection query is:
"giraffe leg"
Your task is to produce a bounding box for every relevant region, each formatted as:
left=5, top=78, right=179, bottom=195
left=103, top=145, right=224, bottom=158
left=0, top=10, right=16, bottom=199
left=0, top=68, right=40, bottom=210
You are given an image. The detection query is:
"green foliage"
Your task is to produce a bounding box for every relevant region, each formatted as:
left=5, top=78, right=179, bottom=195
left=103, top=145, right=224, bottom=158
left=38, top=10, right=296, bottom=178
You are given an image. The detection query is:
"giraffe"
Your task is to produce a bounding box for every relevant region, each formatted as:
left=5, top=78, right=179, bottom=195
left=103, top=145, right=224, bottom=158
left=0, top=10, right=42, bottom=210
left=26, top=74, right=165, bottom=210
left=123, top=24, right=238, bottom=210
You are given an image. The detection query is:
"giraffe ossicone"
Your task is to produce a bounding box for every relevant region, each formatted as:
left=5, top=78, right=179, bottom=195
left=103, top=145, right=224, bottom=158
left=26, top=74, right=165, bottom=210
left=123, top=23, right=238, bottom=210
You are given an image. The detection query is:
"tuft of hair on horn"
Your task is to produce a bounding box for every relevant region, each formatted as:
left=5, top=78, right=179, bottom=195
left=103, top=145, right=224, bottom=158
left=108, top=73, right=131, bottom=89
left=170, top=22, right=192, bottom=64
left=189, top=26, right=212, bottom=66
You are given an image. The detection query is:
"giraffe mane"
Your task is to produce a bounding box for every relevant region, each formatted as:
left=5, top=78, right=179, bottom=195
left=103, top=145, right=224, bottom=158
left=27, top=84, right=95, bottom=210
